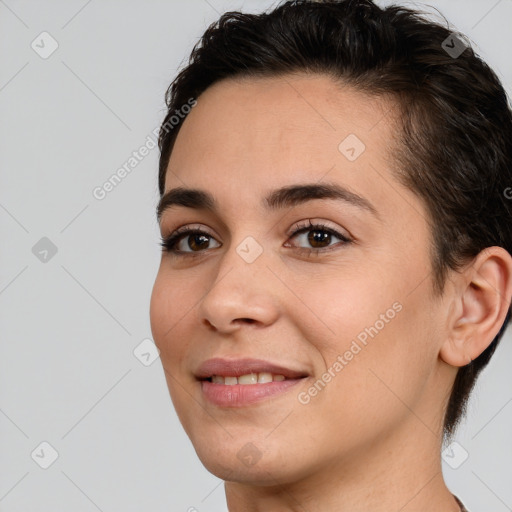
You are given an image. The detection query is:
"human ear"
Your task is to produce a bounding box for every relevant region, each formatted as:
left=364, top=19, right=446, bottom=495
left=439, top=246, right=512, bottom=367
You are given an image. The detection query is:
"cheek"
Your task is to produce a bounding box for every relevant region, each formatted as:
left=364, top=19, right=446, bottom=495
left=149, top=274, right=168, bottom=346
left=149, top=270, right=189, bottom=361
left=319, top=286, right=437, bottom=432
left=296, top=261, right=436, bottom=415
left=150, top=273, right=197, bottom=409
left=286, top=263, right=399, bottom=351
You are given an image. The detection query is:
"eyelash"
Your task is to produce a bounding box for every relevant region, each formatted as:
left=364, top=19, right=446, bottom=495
left=159, top=220, right=352, bottom=258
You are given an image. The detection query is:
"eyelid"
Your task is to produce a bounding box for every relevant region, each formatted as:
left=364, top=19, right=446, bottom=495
left=284, top=220, right=352, bottom=255
left=160, top=218, right=352, bottom=257
left=286, top=218, right=350, bottom=239
left=163, top=223, right=217, bottom=240
left=160, top=223, right=220, bottom=254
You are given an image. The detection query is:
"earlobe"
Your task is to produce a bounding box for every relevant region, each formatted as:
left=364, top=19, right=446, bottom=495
left=439, top=246, right=512, bottom=368
left=439, top=336, right=474, bottom=368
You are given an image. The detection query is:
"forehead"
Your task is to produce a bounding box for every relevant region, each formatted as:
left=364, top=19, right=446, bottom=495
left=166, top=73, right=396, bottom=181
left=163, top=73, right=419, bottom=225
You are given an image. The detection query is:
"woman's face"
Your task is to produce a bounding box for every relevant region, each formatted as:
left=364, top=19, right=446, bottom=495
left=150, top=74, right=453, bottom=484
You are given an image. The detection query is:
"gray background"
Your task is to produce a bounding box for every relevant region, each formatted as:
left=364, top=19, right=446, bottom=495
left=1, top=1, right=511, bottom=511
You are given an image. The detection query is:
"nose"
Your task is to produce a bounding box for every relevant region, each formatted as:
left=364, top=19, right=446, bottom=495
left=197, top=238, right=280, bottom=333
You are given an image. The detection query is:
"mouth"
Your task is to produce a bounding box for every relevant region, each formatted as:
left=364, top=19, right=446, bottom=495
left=195, top=357, right=310, bottom=382
left=201, top=372, right=293, bottom=385
left=195, top=358, right=310, bottom=407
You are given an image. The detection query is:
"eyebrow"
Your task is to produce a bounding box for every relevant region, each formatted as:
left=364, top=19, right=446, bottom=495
left=156, top=182, right=380, bottom=221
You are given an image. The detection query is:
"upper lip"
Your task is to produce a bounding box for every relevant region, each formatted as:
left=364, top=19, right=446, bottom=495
left=195, top=358, right=310, bottom=380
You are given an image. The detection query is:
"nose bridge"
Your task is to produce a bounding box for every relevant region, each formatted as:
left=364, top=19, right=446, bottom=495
left=215, top=227, right=270, bottom=286
left=197, top=232, right=279, bottom=330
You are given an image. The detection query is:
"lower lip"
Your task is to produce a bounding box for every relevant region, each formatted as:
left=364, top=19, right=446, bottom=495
left=200, top=378, right=306, bottom=407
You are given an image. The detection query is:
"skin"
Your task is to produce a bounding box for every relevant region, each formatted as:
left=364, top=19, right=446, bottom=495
left=150, top=73, right=512, bottom=512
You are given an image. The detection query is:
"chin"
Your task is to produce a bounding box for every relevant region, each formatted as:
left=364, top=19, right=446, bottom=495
left=191, top=431, right=311, bottom=486
left=199, top=455, right=300, bottom=487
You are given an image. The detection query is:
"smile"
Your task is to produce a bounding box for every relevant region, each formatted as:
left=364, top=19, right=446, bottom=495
left=208, top=372, right=286, bottom=384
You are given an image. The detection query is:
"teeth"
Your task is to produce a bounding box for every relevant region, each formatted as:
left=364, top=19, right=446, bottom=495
left=209, top=373, right=288, bottom=385
left=238, top=373, right=258, bottom=384
left=257, top=372, right=273, bottom=384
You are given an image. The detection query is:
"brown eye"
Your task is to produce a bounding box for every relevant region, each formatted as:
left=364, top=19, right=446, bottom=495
left=307, top=229, right=332, bottom=248
left=288, top=222, right=351, bottom=253
left=160, top=229, right=221, bottom=254
left=183, top=233, right=211, bottom=252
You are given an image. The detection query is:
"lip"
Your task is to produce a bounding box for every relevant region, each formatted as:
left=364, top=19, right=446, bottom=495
left=195, top=357, right=310, bottom=408
left=194, top=357, right=309, bottom=380
left=201, top=379, right=305, bottom=407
